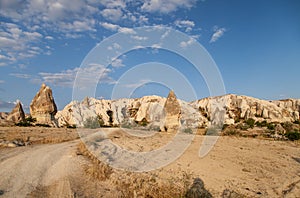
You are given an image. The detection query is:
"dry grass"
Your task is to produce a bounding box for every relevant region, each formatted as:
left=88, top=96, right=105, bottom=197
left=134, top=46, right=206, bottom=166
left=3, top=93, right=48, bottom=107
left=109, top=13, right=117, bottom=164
left=77, top=141, right=113, bottom=181
left=0, top=126, right=79, bottom=146
left=76, top=141, right=194, bottom=198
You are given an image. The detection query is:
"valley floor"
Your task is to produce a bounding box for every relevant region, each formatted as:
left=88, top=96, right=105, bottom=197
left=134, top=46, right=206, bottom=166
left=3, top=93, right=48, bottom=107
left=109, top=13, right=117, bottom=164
left=0, top=127, right=299, bottom=197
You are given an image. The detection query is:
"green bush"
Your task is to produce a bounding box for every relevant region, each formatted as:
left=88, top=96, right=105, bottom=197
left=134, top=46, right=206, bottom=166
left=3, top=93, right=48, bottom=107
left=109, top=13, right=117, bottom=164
left=183, top=128, right=193, bottom=134
left=16, top=116, right=37, bottom=127
left=245, top=118, right=255, bottom=128
left=83, top=116, right=101, bottom=129
left=255, top=120, right=268, bottom=127
left=139, top=118, right=148, bottom=127
left=285, top=131, right=300, bottom=141
left=66, top=124, right=77, bottom=129
left=205, top=127, right=220, bottom=135
left=222, top=124, right=229, bottom=130
left=26, top=116, right=36, bottom=123
left=281, top=122, right=293, bottom=132
left=15, top=121, right=32, bottom=127
left=267, top=123, right=275, bottom=130
left=293, top=120, right=300, bottom=125
left=234, top=118, right=240, bottom=123
left=223, top=129, right=238, bottom=136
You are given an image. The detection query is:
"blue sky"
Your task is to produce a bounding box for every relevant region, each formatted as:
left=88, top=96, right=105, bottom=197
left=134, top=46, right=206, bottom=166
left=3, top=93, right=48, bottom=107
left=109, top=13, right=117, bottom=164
left=0, top=0, right=300, bottom=112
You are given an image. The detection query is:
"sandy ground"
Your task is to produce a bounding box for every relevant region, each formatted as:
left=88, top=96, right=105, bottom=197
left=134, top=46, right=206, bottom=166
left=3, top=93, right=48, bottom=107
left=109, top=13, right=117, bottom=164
left=0, top=127, right=300, bottom=197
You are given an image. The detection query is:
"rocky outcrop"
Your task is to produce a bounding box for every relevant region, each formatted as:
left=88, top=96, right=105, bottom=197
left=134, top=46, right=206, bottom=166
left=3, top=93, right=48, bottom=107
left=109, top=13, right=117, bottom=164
left=192, top=94, right=300, bottom=124
left=30, top=84, right=57, bottom=126
left=55, top=93, right=300, bottom=129
left=161, top=91, right=181, bottom=132
left=6, top=101, right=25, bottom=123
left=55, top=96, right=167, bottom=128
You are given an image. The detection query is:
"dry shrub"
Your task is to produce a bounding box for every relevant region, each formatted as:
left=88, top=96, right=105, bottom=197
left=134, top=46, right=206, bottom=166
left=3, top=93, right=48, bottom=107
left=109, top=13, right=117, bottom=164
left=77, top=141, right=113, bottom=181
left=110, top=170, right=193, bottom=198
left=77, top=141, right=193, bottom=197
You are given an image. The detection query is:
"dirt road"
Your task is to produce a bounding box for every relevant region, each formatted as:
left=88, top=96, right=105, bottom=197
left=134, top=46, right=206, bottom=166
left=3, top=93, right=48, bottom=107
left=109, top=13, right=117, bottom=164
left=0, top=141, right=82, bottom=197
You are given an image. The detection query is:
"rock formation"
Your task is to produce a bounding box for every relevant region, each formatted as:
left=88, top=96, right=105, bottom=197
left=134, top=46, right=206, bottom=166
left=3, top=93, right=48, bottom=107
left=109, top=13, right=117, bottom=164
left=55, top=93, right=300, bottom=129
left=55, top=96, right=167, bottom=128
left=192, top=94, right=300, bottom=124
left=161, top=91, right=181, bottom=132
left=30, top=84, right=57, bottom=126
left=6, top=101, right=25, bottom=123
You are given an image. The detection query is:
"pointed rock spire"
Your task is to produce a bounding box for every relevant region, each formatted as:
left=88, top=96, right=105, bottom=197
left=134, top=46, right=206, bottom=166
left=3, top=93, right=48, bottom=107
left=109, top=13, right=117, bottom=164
left=7, top=101, right=25, bottom=122
left=30, top=84, right=57, bottom=126
left=162, top=90, right=181, bottom=132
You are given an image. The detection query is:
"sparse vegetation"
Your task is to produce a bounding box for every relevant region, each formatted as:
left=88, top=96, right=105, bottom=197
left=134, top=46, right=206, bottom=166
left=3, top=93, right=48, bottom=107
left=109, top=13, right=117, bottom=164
left=285, top=131, right=300, bottom=141
left=138, top=118, right=149, bottom=127
left=267, top=123, right=275, bottom=130
left=205, top=127, right=220, bottom=135
left=245, top=118, right=255, bottom=128
left=120, top=119, right=137, bottom=129
left=66, top=124, right=76, bottom=128
left=15, top=121, right=32, bottom=127
left=15, top=116, right=37, bottom=127
left=77, top=142, right=113, bottom=180
left=77, top=141, right=194, bottom=197
left=83, top=116, right=102, bottom=129
left=281, top=122, right=293, bottom=132
left=223, top=129, right=238, bottom=136
left=255, top=120, right=268, bottom=127
left=293, top=120, right=300, bottom=125
left=35, top=123, right=51, bottom=127
left=183, top=128, right=193, bottom=134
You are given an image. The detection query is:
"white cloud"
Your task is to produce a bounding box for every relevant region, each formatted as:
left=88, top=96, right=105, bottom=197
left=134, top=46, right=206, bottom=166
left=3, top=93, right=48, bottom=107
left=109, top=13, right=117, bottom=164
left=100, top=22, right=120, bottom=31
left=210, top=27, right=226, bottom=43
left=100, top=22, right=135, bottom=34
left=141, top=0, right=197, bottom=13
left=118, top=27, right=136, bottom=34
left=45, top=36, right=54, bottom=40
left=38, top=64, right=115, bottom=88
left=99, top=0, right=126, bottom=9
left=10, top=73, right=32, bottom=79
left=101, top=8, right=123, bottom=22
left=122, top=79, right=151, bottom=88
left=107, top=42, right=122, bottom=50
left=131, top=35, right=148, bottom=41
left=175, top=20, right=195, bottom=32
left=0, top=80, right=4, bottom=84
left=0, top=0, right=99, bottom=38
left=111, top=58, right=124, bottom=67
left=180, top=38, right=195, bottom=48
left=0, top=22, right=47, bottom=65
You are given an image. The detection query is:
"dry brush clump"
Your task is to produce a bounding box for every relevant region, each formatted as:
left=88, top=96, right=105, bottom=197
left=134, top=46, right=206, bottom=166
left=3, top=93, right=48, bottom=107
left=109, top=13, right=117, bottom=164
left=110, top=170, right=193, bottom=198
left=77, top=141, right=196, bottom=197
left=77, top=141, right=113, bottom=181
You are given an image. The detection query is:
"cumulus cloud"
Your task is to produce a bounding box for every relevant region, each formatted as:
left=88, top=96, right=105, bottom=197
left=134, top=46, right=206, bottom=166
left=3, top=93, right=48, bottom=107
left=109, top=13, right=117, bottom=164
left=175, top=20, right=195, bottom=32
left=111, top=58, right=125, bottom=67
left=0, top=22, right=46, bottom=65
left=179, top=38, right=195, bottom=48
left=141, top=0, right=197, bottom=13
left=210, top=27, right=226, bottom=43
left=100, top=22, right=136, bottom=34
left=118, top=27, right=136, bottom=34
left=101, top=8, right=123, bottom=22
left=39, top=64, right=115, bottom=88
left=100, top=22, right=120, bottom=31
left=107, top=42, right=122, bottom=50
